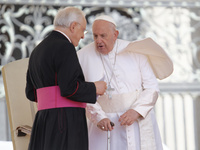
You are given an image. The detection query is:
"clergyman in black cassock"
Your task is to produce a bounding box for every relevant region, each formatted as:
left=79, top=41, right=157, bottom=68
left=25, top=7, right=106, bottom=150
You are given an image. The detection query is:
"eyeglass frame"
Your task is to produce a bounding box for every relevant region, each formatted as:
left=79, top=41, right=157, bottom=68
left=76, top=22, right=88, bottom=35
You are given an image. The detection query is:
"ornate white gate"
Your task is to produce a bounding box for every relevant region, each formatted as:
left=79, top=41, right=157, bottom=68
left=0, top=1, right=200, bottom=149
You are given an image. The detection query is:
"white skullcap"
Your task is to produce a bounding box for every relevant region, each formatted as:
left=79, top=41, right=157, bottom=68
left=94, top=15, right=117, bottom=27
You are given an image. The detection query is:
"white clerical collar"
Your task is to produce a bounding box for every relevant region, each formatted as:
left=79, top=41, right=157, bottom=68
left=54, top=30, right=71, bottom=43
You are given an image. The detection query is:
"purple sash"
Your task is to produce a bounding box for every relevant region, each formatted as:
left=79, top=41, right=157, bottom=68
left=37, top=86, right=86, bottom=110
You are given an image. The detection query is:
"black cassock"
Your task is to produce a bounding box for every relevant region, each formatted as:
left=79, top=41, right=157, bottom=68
left=26, top=31, right=96, bottom=150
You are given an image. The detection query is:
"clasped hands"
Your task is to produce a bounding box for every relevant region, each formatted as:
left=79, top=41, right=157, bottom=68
left=97, top=109, right=141, bottom=131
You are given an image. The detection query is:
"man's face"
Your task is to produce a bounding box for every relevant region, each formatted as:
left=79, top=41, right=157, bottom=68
left=71, top=18, right=87, bottom=47
left=92, top=20, right=118, bottom=55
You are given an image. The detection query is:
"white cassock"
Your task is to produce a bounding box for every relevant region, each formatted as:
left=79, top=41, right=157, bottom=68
left=77, top=39, right=163, bottom=150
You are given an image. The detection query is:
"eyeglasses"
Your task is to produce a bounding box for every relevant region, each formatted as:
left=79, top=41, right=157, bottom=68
left=76, top=22, right=88, bottom=35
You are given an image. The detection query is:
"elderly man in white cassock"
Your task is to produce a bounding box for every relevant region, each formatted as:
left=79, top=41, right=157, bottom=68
left=78, top=15, right=173, bottom=150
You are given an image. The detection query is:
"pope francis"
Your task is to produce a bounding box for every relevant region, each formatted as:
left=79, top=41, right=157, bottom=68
left=78, top=15, right=173, bottom=150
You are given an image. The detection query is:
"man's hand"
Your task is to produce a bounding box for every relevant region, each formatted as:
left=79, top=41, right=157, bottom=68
left=97, top=118, right=114, bottom=131
left=94, top=81, right=107, bottom=95
left=119, top=109, right=141, bottom=126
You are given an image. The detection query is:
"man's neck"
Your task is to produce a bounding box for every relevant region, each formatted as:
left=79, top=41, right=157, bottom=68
left=54, top=27, right=72, bottom=43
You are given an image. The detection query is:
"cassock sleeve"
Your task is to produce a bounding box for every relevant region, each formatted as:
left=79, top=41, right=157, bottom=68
left=130, top=55, right=159, bottom=118
left=55, top=43, right=97, bottom=104
left=86, top=102, right=108, bottom=124
left=25, top=69, right=37, bottom=102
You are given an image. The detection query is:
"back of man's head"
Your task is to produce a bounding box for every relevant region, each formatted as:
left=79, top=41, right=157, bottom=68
left=54, top=7, right=85, bottom=28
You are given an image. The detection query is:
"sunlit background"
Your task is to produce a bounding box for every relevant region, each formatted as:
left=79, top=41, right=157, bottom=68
left=0, top=0, right=200, bottom=150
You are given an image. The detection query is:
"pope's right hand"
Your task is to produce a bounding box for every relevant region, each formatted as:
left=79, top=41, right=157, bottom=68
left=94, top=81, right=107, bottom=95
left=97, top=118, right=114, bottom=131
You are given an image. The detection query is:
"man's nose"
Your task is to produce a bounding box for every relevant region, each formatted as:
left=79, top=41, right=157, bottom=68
left=96, top=36, right=102, bottom=43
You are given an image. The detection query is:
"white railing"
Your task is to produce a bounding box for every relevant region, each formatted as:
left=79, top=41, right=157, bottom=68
left=155, top=83, right=200, bottom=150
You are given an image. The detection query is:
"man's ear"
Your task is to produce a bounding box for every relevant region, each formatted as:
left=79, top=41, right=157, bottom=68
left=70, top=22, right=77, bottom=33
left=114, top=30, right=119, bottom=40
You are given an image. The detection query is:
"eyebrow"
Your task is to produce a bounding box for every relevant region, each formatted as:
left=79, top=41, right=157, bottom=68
left=93, top=33, right=107, bottom=36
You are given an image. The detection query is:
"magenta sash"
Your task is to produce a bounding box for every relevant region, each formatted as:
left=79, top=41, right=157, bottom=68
left=37, top=86, right=86, bottom=110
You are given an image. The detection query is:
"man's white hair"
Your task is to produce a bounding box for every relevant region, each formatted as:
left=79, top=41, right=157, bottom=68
left=54, top=7, right=85, bottom=28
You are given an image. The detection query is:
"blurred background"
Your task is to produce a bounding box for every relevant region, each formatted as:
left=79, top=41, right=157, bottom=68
left=0, top=0, right=200, bottom=150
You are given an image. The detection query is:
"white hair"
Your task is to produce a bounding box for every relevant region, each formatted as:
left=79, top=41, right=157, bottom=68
left=53, top=7, right=85, bottom=28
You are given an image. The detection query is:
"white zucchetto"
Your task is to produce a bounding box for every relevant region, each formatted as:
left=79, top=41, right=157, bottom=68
left=94, top=15, right=117, bottom=27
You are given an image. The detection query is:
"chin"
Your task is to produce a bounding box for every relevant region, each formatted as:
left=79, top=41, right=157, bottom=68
left=74, top=42, right=78, bottom=47
left=96, top=48, right=104, bottom=53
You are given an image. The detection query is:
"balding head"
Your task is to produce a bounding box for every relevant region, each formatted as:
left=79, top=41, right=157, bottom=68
left=54, top=7, right=85, bottom=28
